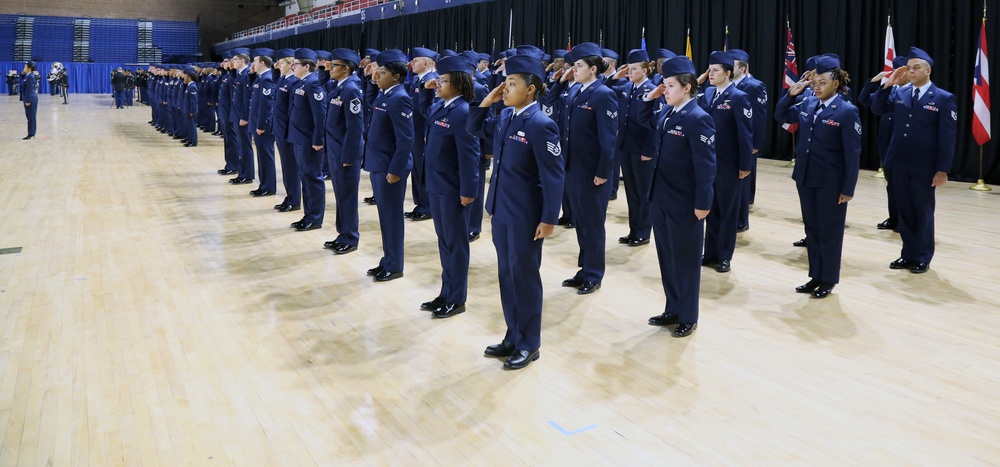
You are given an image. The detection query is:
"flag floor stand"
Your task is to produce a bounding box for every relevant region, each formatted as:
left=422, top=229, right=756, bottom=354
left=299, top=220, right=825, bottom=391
left=872, top=167, right=885, bottom=179
left=969, top=148, right=992, bottom=191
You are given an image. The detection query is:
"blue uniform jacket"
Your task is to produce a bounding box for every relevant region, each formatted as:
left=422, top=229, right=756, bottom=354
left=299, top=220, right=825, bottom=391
left=870, top=82, right=957, bottom=176
left=363, top=84, right=414, bottom=176
left=545, top=79, right=619, bottom=179
left=324, top=75, right=366, bottom=166
left=218, top=72, right=233, bottom=114
left=857, top=81, right=898, bottom=157
left=417, top=94, right=481, bottom=198
left=639, top=98, right=717, bottom=211
left=22, top=73, right=38, bottom=103
left=609, top=78, right=657, bottom=155
left=699, top=84, right=754, bottom=175
left=736, top=74, right=768, bottom=150
left=467, top=103, right=565, bottom=225
left=249, top=69, right=275, bottom=133
left=232, top=67, right=251, bottom=122
left=775, top=93, right=862, bottom=196
left=287, top=72, right=328, bottom=147
left=184, top=81, right=198, bottom=114
left=272, top=74, right=298, bottom=140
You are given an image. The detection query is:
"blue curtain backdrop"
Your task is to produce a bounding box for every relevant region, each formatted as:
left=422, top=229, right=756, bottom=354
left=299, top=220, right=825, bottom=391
left=0, top=61, right=132, bottom=94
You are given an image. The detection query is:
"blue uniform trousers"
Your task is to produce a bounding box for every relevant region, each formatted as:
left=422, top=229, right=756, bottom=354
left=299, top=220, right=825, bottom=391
left=468, top=157, right=490, bottom=235
left=371, top=173, right=408, bottom=272
left=566, top=174, right=611, bottom=283
left=237, top=124, right=255, bottom=181
left=621, top=152, right=653, bottom=239
left=797, top=184, right=848, bottom=284
left=430, top=193, right=472, bottom=304
left=222, top=121, right=240, bottom=172
left=276, top=137, right=300, bottom=207
left=892, top=170, right=936, bottom=264
left=704, top=176, right=741, bottom=262
left=253, top=132, right=276, bottom=192
left=294, top=144, right=326, bottom=224
left=651, top=203, right=704, bottom=324
left=492, top=220, right=544, bottom=352
left=330, top=162, right=361, bottom=246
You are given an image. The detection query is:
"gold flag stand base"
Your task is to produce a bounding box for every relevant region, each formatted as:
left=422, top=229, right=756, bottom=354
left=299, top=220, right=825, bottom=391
left=784, top=159, right=795, bottom=168
left=969, top=179, right=993, bottom=192
left=872, top=167, right=885, bottom=179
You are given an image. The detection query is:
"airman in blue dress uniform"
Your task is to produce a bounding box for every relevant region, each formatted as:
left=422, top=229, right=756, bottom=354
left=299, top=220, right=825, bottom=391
left=728, top=49, right=769, bottom=232
left=272, top=49, right=301, bottom=212
left=858, top=55, right=910, bottom=232
left=249, top=48, right=277, bottom=198
left=21, top=61, right=38, bottom=140
left=230, top=48, right=256, bottom=185
left=404, top=47, right=440, bottom=221
left=287, top=48, right=329, bottom=232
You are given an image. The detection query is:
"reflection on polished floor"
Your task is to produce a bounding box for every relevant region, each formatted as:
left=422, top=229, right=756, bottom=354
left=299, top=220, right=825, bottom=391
left=1, top=95, right=998, bottom=465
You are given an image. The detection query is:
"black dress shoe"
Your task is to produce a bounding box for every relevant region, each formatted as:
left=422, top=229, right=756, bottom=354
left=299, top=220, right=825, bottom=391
left=323, top=240, right=341, bottom=250
left=556, top=216, right=572, bottom=226
left=22, top=135, right=34, bottom=140
left=469, top=232, right=481, bottom=242
left=504, top=349, right=540, bottom=370
left=250, top=190, right=275, bottom=197
left=889, top=258, right=912, bottom=270
left=420, top=296, right=446, bottom=311
left=672, top=323, right=697, bottom=337
left=876, top=219, right=898, bottom=230
left=373, top=270, right=403, bottom=282
left=737, top=224, right=749, bottom=232
left=218, top=169, right=236, bottom=175
left=179, top=139, right=188, bottom=144
left=184, top=142, right=197, bottom=147
left=366, top=265, right=384, bottom=276
left=484, top=341, right=515, bottom=358
left=795, top=279, right=821, bottom=293
left=295, top=222, right=322, bottom=232
left=229, top=177, right=253, bottom=185
left=909, top=262, right=929, bottom=274
left=628, top=237, right=649, bottom=247
left=701, top=257, right=718, bottom=267
left=432, top=302, right=466, bottom=318
left=410, top=212, right=432, bottom=221
left=277, top=205, right=300, bottom=212
left=403, top=211, right=414, bottom=218
left=648, top=312, right=679, bottom=326
left=609, top=192, right=618, bottom=200
left=364, top=196, right=377, bottom=205
left=332, top=243, right=357, bottom=255
left=618, top=235, right=633, bottom=244
left=290, top=220, right=307, bottom=229
left=561, top=277, right=584, bottom=288
left=715, top=259, right=731, bottom=273
left=249, top=189, right=264, bottom=196
left=793, top=238, right=807, bottom=247
left=578, top=282, right=601, bottom=294
left=812, top=283, right=835, bottom=299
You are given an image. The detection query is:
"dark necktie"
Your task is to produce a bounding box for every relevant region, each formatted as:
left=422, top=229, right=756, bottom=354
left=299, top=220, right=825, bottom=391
left=911, top=88, right=920, bottom=108
left=813, top=103, right=825, bottom=123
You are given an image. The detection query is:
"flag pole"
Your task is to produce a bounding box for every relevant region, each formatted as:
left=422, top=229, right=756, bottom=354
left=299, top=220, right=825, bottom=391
left=786, top=133, right=795, bottom=167
left=874, top=12, right=892, bottom=179
left=970, top=2, right=991, bottom=191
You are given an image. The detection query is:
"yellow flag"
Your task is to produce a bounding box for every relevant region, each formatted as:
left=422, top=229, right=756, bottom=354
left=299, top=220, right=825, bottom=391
left=685, top=29, right=693, bottom=60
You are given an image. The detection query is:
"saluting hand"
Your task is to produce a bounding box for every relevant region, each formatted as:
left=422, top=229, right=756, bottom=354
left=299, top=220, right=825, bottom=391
left=534, top=222, right=554, bottom=241
left=424, top=78, right=437, bottom=90
left=788, top=76, right=810, bottom=97
left=885, top=67, right=908, bottom=88
left=613, top=65, right=628, bottom=80
left=481, top=82, right=506, bottom=107
left=560, top=67, right=576, bottom=83
left=364, top=63, right=378, bottom=77
left=697, top=67, right=710, bottom=85
left=694, top=209, right=709, bottom=221
left=647, top=83, right=666, bottom=100
left=359, top=57, right=371, bottom=69
left=870, top=71, right=891, bottom=83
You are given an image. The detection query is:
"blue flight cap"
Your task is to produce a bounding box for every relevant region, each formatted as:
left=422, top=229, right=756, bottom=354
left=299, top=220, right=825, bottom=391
left=375, top=49, right=407, bottom=65
left=460, top=51, right=480, bottom=66
left=805, top=55, right=820, bottom=71
left=251, top=48, right=274, bottom=59
left=504, top=48, right=516, bottom=57
left=330, top=48, right=361, bottom=67
left=567, top=42, right=602, bottom=63
left=909, top=47, right=934, bottom=67
left=542, top=54, right=551, bottom=61
left=437, top=56, right=473, bottom=75
left=601, top=48, right=619, bottom=61
left=183, top=65, right=196, bottom=75
left=232, top=47, right=251, bottom=57
left=364, top=48, right=380, bottom=58
left=221, top=50, right=233, bottom=59
left=498, top=50, right=509, bottom=59
left=892, top=55, right=909, bottom=68
left=315, top=50, right=332, bottom=61
left=728, top=48, right=750, bottom=63
left=294, top=48, right=318, bottom=62
left=709, top=51, right=734, bottom=67
left=515, top=45, right=545, bottom=60
left=626, top=49, right=649, bottom=64
left=441, top=49, right=459, bottom=58
left=552, top=49, right=568, bottom=59
left=505, top=55, right=546, bottom=81
left=660, top=56, right=697, bottom=78
left=653, top=48, right=677, bottom=60
left=478, top=53, right=491, bottom=62
left=820, top=53, right=841, bottom=69
left=274, top=48, right=295, bottom=61
left=814, top=55, right=840, bottom=74
left=411, top=47, right=439, bottom=61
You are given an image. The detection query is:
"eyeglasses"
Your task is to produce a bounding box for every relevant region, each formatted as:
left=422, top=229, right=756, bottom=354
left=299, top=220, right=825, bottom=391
left=437, top=79, right=451, bottom=85
left=291, top=62, right=303, bottom=68
left=330, top=63, right=348, bottom=69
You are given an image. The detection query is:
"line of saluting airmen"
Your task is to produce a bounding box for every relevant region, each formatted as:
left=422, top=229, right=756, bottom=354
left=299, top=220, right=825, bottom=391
left=132, top=41, right=954, bottom=370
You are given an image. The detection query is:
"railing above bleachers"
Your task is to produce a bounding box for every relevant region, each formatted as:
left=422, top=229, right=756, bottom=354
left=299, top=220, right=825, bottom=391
left=230, top=0, right=391, bottom=41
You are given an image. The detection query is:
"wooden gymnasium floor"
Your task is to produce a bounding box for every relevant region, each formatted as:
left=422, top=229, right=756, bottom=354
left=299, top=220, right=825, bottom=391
left=0, top=93, right=998, bottom=466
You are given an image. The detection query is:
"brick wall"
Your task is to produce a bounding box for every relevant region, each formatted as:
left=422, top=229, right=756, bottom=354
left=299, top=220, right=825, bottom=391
left=0, top=0, right=283, bottom=58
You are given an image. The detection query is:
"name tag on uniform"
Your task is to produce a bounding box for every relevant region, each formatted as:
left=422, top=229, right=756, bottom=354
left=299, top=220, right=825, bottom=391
left=822, top=119, right=840, bottom=127
left=434, top=119, right=450, bottom=129
left=253, top=84, right=259, bottom=89
left=295, top=88, right=305, bottom=95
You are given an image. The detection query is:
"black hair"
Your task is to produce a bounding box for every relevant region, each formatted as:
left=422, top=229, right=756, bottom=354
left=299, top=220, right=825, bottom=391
left=333, top=59, right=357, bottom=73
left=579, top=55, right=609, bottom=74
left=25, top=62, right=36, bottom=72
left=513, top=73, right=547, bottom=100
left=444, top=71, right=475, bottom=103
left=673, top=73, right=699, bottom=97
left=299, top=59, right=317, bottom=72
left=715, top=63, right=734, bottom=81
left=257, top=56, right=273, bottom=68
left=382, top=61, right=407, bottom=82
left=827, top=67, right=852, bottom=95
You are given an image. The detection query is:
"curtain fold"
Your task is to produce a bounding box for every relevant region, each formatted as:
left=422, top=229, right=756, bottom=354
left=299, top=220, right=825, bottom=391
left=1, top=61, right=126, bottom=94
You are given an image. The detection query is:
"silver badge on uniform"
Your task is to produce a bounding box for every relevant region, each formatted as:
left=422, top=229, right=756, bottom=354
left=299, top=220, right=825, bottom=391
left=744, top=108, right=753, bottom=119
left=314, top=91, right=324, bottom=101
left=855, top=122, right=862, bottom=135
left=350, top=98, right=361, bottom=114
left=607, top=110, right=618, bottom=119
left=547, top=141, right=562, bottom=156
left=263, top=88, right=272, bottom=96
left=951, top=110, right=958, bottom=121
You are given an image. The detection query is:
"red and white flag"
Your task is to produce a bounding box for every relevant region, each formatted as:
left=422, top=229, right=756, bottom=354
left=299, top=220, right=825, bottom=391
left=782, top=25, right=799, bottom=133
left=881, top=18, right=896, bottom=84
left=973, top=18, right=991, bottom=145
